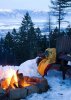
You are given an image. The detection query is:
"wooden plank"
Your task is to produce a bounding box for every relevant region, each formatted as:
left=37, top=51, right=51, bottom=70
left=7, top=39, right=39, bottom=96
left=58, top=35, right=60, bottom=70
left=56, top=36, right=71, bottom=54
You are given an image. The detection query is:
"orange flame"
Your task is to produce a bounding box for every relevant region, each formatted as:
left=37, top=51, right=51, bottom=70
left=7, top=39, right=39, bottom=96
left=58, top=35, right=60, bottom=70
left=0, top=68, right=40, bottom=90
left=0, top=68, right=18, bottom=90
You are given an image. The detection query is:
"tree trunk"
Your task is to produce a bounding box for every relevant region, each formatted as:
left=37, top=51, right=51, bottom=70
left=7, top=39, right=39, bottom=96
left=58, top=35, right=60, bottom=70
left=59, top=5, right=61, bottom=34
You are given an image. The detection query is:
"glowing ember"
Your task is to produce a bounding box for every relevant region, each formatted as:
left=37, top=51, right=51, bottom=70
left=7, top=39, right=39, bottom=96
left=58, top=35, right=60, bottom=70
left=1, top=78, right=11, bottom=90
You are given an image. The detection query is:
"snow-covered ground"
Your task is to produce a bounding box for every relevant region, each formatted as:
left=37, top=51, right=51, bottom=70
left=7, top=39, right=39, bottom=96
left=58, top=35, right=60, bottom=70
left=25, top=70, right=71, bottom=100
left=0, top=57, right=71, bottom=100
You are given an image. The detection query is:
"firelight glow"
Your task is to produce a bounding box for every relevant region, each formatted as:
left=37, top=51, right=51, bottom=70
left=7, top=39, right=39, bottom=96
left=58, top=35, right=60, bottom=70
left=0, top=68, right=18, bottom=89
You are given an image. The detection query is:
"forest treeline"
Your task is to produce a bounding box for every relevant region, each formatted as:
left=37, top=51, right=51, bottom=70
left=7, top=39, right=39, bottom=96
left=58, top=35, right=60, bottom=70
left=0, top=12, right=71, bottom=65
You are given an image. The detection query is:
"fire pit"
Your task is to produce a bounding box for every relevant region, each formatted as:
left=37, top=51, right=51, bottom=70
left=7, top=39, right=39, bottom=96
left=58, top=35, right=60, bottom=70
left=0, top=71, right=49, bottom=100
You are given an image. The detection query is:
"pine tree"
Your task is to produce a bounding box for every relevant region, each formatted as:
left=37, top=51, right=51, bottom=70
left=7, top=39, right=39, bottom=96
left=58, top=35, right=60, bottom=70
left=50, top=27, right=59, bottom=47
left=40, top=35, right=48, bottom=52
left=17, top=12, right=38, bottom=62
left=4, top=32, right=14, bottom=64
left=51, top=0, right=71, bottom=33
left=0, top=38, right=4, bottom=64
left=66, top=25, right=71, bottom=36
left=12, top=28, right=20, bottom=43
left=35, top=27, right=42, bottom=53
left=28, top=26, right=37, bottom=58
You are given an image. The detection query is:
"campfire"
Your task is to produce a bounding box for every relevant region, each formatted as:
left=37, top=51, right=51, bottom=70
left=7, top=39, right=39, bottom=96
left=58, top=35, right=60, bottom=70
left=0, top=69, right=41, bottom=90
left=0, top=69, right=18, bottom=90
left=0, top=68, right=48, bottom=100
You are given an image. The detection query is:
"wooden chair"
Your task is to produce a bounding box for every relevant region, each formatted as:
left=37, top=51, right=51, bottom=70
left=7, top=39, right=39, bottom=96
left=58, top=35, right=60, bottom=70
left=56, top=36, right=71, bottom=79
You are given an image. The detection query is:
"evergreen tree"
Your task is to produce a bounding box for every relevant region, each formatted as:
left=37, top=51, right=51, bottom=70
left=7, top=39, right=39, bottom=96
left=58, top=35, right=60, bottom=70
left=17, top=12, right=38, bottom=63
left=19, top=12, right=33, bottom=34
left=66, top=25, right=71, bottom=36
left=4, top=32, right=14, bottom=64
left=40, top=35, right=48, bottom=52
left=0, top=12, right=49, bottom=65
left=35, top=27, right=42, bottom=53
left=0, top=38, right=4, bottom=64
left=51, top=0, right=71, bottom=33
left=12, top=28, right=17, bottom=36
left=50, top=27, right=59, bottom=47
left=28, top=26, right=37, bottom=58
left=36, top=27, right=41, bottom=37
left=12, top=28, right=20, bottom=43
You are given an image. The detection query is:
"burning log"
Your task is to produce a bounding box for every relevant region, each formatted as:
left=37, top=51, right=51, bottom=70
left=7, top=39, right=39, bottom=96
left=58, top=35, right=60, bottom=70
left=0, top=78, right=11, bottom=90
left=0, top=69, right=49, bottom=100
left=9, top=75, right=18, bottom=89
left=18, top=78, right=31, bottom=88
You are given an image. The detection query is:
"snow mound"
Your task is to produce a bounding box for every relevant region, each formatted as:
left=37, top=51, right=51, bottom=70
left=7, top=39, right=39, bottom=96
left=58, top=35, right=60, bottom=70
left=19, top=57, right=40, bottom=77
left=0, top=57, right=41, bottom=79
left=0, top=57, right=40, bottom=79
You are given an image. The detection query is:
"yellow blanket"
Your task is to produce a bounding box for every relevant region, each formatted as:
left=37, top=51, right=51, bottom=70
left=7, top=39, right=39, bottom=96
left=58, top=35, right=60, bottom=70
left=38, top=48, right=56, bottom=76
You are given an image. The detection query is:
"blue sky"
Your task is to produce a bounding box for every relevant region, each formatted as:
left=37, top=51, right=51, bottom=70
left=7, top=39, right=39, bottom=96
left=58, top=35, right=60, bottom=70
left=0, top=0, right=50, bottom=11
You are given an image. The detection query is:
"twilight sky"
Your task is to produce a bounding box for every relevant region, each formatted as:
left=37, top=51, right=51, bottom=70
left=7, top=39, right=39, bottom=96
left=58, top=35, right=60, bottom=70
left=0, top=0, right=51, bottom=11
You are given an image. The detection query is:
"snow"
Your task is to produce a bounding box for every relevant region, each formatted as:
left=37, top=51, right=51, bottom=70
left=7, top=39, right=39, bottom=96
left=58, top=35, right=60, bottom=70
left=0, top=57, right=71, bottom=100
left=0, top=57, right=40, bottom=80
left=68, top=61, right=71, bottom=66
left=0, top=65, right=17, bottom=80
left=25, top=70, right=71, bottom=100
left=18, top=57, right=40, bottom=77
left=0, top=9, right=12, bottom=12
